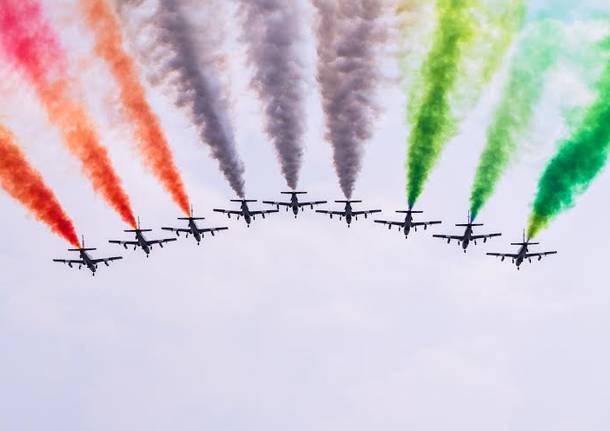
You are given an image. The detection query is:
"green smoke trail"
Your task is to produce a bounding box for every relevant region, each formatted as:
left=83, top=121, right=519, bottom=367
left=528, top=36, right=610, bottom=238
left=406, top=0, right=476, bottom=207
left=406, top=0, right=523, bottom=207
left=470, top=21, right=561, bottom=220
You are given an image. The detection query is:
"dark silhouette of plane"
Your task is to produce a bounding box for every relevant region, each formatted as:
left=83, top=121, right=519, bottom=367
left=375, top=209, right=441, bottom=238
left=162, top=206, right=228, bottom=245
left=433, top=212, right=501, bottom=253
left=263, top=191, right=327, bottom=218
left=109, top=217, right=176, bottom=257
left=53, top=236, right=122, bottom=276
left=487, top=231, right=557, bottom=270
left=316, top=200, right=381, bottom=227
left=213, top=199, right=279, bottom=227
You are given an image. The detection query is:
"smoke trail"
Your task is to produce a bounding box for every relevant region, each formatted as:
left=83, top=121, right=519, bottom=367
left=405, top=0, right=523, bottom=208
left=0, top=124, right=80, bottom=247
left=81, top=0, right=190, bottom=215
left=119, top=0, right=245, bottom=197
left=528, top=36, right=610, bottom=238
left=470, top=21, right=561, bottom=220
left=0, top=0, right=137, bottom=227
left=313, top=0, right=385, bottom=199
left=236, top=0, right=306, bottom=190
left=406, top=0, right=476, bottom=207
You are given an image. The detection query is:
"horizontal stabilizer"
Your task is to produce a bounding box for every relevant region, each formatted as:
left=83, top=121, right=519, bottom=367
left=456, top=223, right=483, bottom=227
left=281, top=191, right=307, bottom=195
left=178, top=217, right=205, bottom=221
left=124, top=229, right=153, bottom=233
left=230, top=199, right=257, bottom=203
left=68, top=247, right=96, bottom=252
left=396, top=210, right=423, bottom=214
left=511, top=242, right=539, bottom=246
left=335, top=200, right=362, bottom=204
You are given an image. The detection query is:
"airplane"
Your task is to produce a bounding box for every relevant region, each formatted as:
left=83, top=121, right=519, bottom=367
left=53, top=236, right=122, bottom=276
left=487, top=231, right=557, bottom=270
left=263, top=191, right=327, bottom=218
left=316, top=200, right=382, bottom=227
left=109, top=217, right=176, bottom=257
left=213, top=199, right=279, bottom=227
left=374, top=209, right=442, bottom=238
left=162, top=206, right=228, bottom=245
left=433, top=213, right=501, bottom=253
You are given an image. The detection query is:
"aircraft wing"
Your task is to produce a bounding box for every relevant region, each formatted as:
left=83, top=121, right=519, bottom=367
left=352, top=210, right=382, bottom=216
left=91, top=256, right=123, bottom=265
left=146, top=238, right=177, bottom=246
left=316, top=210, right=347, bottom=216
left=250, top=209, right=279, bottom=216
left=161, top=227, right=191, bottom=234
left=471, top=233, right=502, bottom=240
left=213, top=209, right=243, bottom=216
left=374, top=220, right=404, bottom=227
left=109, top=240, right=139, bottom=246
left=487, top=252, right=519, bottom=259
left=198, top=227, right=229, bottom=235
left=53, top=258, right=85, bottom=266
left=412, top=221, right=442, bottom=227
left=262, top=201, right=291, bottom=208
left=433, top=234, right=464, bottom=241
left=297, top=200, right=327, bottom=207
left=525, top=251, right=558, bottom=259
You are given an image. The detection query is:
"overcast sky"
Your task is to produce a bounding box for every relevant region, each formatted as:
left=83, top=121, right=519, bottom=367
left=1, top=1, right=610, bottom=430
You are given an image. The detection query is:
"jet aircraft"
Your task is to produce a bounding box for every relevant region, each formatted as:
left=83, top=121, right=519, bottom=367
left=213, top=199, right=279, bottom=227
left=53, top=236, right=122, bottom=276
left=109, top=218, right=176, bottom=257
left=263, top=191, right=327, bottom=218
left=316, top=200, right=381, bottom=227
left=433, top=213, right=501, bottom=252
left=375, top=209, right=442, bottom=238
left=487, top=232, right=557, bottom=270
left=162, top=207, right=228, bottom=245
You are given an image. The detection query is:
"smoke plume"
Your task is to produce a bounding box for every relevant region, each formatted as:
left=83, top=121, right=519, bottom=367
left=0, top=0, right=137, bottom=227
left=81, top=0, right=190, bottom=215
left=0, top=124, right=80, bottom=247
left=313, top=0, right=385, bottom=199
left=236, top=0, right=306, bottom=190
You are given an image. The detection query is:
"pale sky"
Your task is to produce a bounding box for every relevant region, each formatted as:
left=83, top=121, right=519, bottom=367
left=1, top=1, right=610, bottom=430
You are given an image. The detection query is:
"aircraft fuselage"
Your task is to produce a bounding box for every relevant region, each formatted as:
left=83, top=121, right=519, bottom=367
left=241, top=202, right=253, bottom=225
left=135, top=231, right=151, bottom=255
left=403, top=213, right=414, bottom=237
left=290, top=195, right=300, bottom=216
left=461, top=226, right=474, bottom=250
left=80, top=250, right=97, bottom=274
left=188, top=219, right=202, bottom=243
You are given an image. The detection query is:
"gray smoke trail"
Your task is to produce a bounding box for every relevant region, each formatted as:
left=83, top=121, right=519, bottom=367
left=313, top=0, right=385, bottom=199
left=118, top=0, right=246, bottom=197
left=236, top=0, right=306, bottom=190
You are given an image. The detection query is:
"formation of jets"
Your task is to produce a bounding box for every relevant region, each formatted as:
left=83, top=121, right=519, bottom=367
left=53, top=191, right=557, bottom=276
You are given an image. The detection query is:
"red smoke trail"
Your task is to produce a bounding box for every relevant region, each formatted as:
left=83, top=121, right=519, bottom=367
left=81, top=0, right=190, bottom=215
left=0, top=124, right=80, bottom=247
left=0, top=0, right=137, bottom=228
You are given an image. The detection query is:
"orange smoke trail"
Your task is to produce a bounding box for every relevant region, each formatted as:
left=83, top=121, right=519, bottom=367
left=0, top=124, right=80, bottom=247
left=81, top=0, right=190, bottom=215
left=0, top=0, right=137, bottom=228
left=38, top=79, right=137, bottom=228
